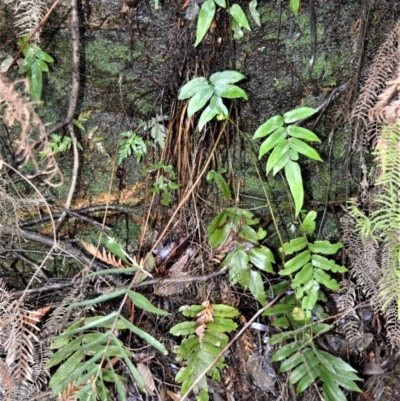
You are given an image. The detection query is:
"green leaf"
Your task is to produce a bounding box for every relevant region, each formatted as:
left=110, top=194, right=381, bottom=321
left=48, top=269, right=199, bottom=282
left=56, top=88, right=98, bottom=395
left=179, top=77, right=210, bottom=99
left=311, top=254, right=347, bottom=273
left=212, top=304, right=240, bottom=318
left=209, top=71, right=245, bottom=86
left=300, top=211, right=317, bottom=234
left=207, top=169, right=232, bottom=199
left=198, top=103, right=219, bottom=131
left=289, top=137, right=322, bottom=161
left=187, top=85, right=214, bottom=117
left=258, top=127, right=287, bottom=158
left=293, top=262, right=313, bottom=286
left=263, top=303, right=294, bottom=316
left=208, top=317, right=238, bottom=332
left=283, top=237, right=307, bottom=255
left=301, top=282, right=319, bottom=310
left=49, top=351, right=84, bottom=395
left=36, top=59, right=49, bottom=72
left=285, top=160, right=303, bottom=217
left=249, top=0, right=261, bottom=26
left=194, top=0, right=216, bottom=47
left=253, top=115, right=284, bottom=139
left=271, top=342, right=300, bottom=362
left=208, top=210, right=230, bottom=249
left=210, top=95, right=229, bottom=120
left=313, top=269, right=340, bottom=290
left=36, top=49, right=54, bottom=62
left=283, top=107, right=317, bottom=124
left=30, top=61, right=43, bottom=100
left=289, top=0, right=301, bottom=16
left=322, top=373, right=348, bottom=401
left=119, top=316, right=167, bottom=355
left=272, top=147, right=291, bottom=175
left=308, top=241, right=343, bottom=254
left=105, top=237, right=129, bottom=263
left=272, top=315, right=290, bottom=328
left=249, top=270, right=266, bottom=304
left=229, top=4, right=251, bottom=31
left=128, top=291, right=170, bottom=315
left=297, top=367, right=320, bottom=394
left=266, top=139, right=290, bottom=174
left=170, top=321, right=197, bottom=336
left=280, top=250, right=311, bottom=275
left=238, top=224, right=259, bottom=243
left=279, top=349, right=304, bottom=372
left=214, top=0, right=226, bottom=7
left=19, top=45, right=36, bottom=73
left=287, top=126, right=321, bottom=142
left=228, top=249, right=250, bottom=288
left=213, top=84, right=248, bottom=100
left=248, top=246, right=275, bottom=272
left=68, top=292, right=127, bottom=309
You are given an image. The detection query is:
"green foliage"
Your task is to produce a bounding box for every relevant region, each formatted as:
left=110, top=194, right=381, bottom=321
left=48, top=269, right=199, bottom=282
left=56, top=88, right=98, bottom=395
left=348, top=121, right=400, bottom=319
left=47, top=238, right=170, bottom=400
left=118, top=131, right=147, bottom=165
left=144, top=163, right=181, bottom=206
left=206, top=168, right=232, bottom=200
left=18, top=34, right=54, bottom=100
left=140, top=114, right=168, bottom=148
left=179, top=71, right=247, bottom=131
left=230, top=4, right=251, bottom=39
left=290, top=0, right=301, bottom=16
left=260, top=211, right=360, bottom=399
left=253, top=107, right=321, bottom=217
left=279, top=211, right=347, bottom=318
left=249, top=0, right=261, bottom=27
left=194, top=0, right=250, bottom=46
left=170, top=302, right=240, bottom=401
left=208, top=208, right=273, bottom=304
left=74, top=110, right=105, bottom=154
left=270, top=324, right=362, bottom=400
left=44, top=134, right=73, bottom=157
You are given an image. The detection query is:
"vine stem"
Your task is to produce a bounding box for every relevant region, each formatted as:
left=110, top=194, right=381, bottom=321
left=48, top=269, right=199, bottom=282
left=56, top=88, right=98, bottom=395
left=55, top=0, right=80, bottom=232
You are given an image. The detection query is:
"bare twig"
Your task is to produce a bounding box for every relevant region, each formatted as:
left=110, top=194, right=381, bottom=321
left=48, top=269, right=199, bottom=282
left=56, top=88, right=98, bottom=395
left=55, top=0, right=80, bottom=232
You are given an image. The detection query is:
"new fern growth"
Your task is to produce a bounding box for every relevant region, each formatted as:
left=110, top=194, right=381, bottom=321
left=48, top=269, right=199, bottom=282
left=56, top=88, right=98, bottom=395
left=170, top=301, right=240, bottom=401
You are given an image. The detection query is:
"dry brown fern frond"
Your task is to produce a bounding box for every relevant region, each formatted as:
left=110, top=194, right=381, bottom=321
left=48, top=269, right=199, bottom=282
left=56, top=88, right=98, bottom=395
left=0, top=74, right=62, bottom=186
left=3, top=300, right=39, bottom=383
left=57, top=380, right=84, bottom=401
left=337, top=279, right=362, bottom=351
left=4, top=0, right=47, bottom=42
left=342, top=214, right=381, bottom=303
left=80, top=240, right=126, bottom=268
left=351, top=20, right=400, bottom=127
left=40, top=285, right=84, bottom=339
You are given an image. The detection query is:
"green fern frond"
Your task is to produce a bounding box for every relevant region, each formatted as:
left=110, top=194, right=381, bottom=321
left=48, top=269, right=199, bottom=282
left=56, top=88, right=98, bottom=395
left=170, top=303, right=240, bottom=401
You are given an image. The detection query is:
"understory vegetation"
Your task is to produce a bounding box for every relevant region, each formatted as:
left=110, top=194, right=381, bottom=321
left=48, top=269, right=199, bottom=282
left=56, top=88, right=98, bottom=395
left=1, top=1, right=400, bottom=401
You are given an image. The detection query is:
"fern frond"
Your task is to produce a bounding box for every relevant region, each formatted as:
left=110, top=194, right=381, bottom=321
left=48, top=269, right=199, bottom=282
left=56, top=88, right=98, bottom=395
left=351, top=21, right=400, bottom=126
left=337, top=280, right=362, bottom=351
left=80, top=240, right=126, bottom=268
left=5, top=0, right=47, bottom=42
